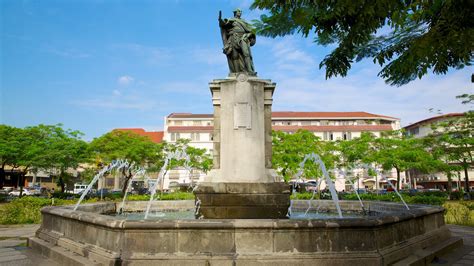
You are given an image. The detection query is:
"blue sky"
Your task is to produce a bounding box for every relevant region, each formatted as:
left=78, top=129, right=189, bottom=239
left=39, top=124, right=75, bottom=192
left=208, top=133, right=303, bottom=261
left=1, top=0, right=472, bottom=141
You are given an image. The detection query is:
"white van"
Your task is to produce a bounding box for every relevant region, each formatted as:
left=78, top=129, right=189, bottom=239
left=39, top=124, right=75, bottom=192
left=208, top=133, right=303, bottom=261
left=73, top=184, right=88, bottom=195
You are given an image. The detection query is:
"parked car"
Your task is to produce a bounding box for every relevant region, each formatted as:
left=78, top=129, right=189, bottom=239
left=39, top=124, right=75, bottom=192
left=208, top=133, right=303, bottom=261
left=305, top=180, right=318, bottom=192
left=73, top=184, right=89, bottom=195
left=9, top=188, right=34, bottom=196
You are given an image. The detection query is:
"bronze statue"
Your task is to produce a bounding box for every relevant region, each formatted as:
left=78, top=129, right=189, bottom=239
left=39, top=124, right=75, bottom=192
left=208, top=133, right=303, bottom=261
left=219, top=9, right=256, bottom=76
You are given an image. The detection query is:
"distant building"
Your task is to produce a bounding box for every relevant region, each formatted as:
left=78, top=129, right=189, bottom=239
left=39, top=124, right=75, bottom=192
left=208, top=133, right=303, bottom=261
left=404, top=113, right=474, bottom=191
left=161, top=111, right=401, bottom=191
left=114, top=128, right=164, bottom=143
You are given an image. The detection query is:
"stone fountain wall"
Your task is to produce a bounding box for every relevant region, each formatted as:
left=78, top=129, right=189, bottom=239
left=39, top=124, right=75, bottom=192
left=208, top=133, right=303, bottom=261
left=29, top=201, right=460, bottom=265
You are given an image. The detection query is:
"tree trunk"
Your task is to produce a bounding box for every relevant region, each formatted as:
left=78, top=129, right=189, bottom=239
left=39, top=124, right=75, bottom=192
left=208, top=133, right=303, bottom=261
left=464, top=163, right=470, bottom=199
left=122, top=176, right=131, bottom=194
left=59, top=176, right=65, bottom=193
left=446, top=172, right=453, bottom=194
left=396, top=168, right=401, bottom=190
left=0, top=167, right=5, bottom=189
left=19, top=173, right=25, bottom=197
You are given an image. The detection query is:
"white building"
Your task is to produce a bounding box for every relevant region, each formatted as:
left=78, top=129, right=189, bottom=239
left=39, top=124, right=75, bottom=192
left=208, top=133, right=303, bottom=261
left=404, top=113, right=473, bottom=191
left=161, top=111, right=401, bottom=191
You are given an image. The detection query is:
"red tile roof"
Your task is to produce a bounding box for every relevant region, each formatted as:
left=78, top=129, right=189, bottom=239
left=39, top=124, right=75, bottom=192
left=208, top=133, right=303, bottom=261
left=271, top=111, right=398, bottom=120
left=403, top=113, right=464, bottom=129
left=114, top=128, right=164, bottom=143
left=168, top=113, right=213, bottom=118
left=167, top=125, right=393, bottom=133
left=166, top=112, right=399, bottom=120
left=273, top=125, right=394, bottom=132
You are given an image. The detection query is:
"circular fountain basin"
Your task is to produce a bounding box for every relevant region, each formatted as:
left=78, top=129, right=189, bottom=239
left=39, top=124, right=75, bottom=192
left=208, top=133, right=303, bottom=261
left=30, top=200, right=454, bottom=265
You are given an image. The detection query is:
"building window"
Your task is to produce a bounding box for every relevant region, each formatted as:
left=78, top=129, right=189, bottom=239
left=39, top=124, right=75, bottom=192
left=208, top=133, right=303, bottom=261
left=191, top=133, right=200, bottom=141
left=323, top=132, right=328, bottom=140
left=210, top=133, right=214, bottom=141
left=409, top=127, right=420, bottom=135
left=193, top=121, right=201, bottom=126
left=207, top=121, right=211, bottom=126
left=321, top=120, right=328, bottom=126
left=171, top=133, right=180, bottom=141
left=329, top=132, right=334, bottom=141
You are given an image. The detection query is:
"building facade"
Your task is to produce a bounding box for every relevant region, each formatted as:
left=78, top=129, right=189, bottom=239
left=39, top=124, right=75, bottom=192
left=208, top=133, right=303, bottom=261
left=158, top=111, right=401, bottom=191
left=404, top=113, right=474, bottom=191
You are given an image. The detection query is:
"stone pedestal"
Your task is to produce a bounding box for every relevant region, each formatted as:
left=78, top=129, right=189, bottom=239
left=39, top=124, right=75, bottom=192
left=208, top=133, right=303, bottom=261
left=195, top=74, right=290, bottom=219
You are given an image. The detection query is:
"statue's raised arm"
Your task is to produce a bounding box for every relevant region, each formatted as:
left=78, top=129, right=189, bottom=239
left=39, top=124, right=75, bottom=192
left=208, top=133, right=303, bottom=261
left=218, top=9, right=256, bottom=76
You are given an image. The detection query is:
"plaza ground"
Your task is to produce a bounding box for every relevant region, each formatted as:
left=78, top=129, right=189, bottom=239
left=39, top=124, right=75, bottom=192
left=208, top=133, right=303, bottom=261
left=0, top=224, right=472, bottom=265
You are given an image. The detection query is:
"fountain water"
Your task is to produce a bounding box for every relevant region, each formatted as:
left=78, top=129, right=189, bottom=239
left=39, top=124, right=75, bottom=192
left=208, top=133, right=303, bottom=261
left=292, top=153, right=342, bottom=218
left=144, top=147, right=191, bottom=219
left=73, top=160, right=129, bottom=211
left=117, top=168, right=146, bottom=214
left=361, top=164, right=410, bottom=210
left=336, top=169, right=365, bottom=213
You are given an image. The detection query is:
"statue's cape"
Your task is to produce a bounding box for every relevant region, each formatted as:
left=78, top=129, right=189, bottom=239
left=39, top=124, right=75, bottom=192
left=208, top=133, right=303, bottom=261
left=228, top=18, right=254, bottom=33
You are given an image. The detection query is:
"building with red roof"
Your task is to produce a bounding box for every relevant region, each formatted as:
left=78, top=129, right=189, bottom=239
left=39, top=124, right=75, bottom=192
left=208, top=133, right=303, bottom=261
left=114, top=128, right=164, bottom=143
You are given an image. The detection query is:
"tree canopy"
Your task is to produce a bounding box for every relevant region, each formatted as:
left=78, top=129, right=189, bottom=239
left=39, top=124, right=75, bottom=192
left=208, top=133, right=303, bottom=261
left=272, top=129, right=336, bottom=182
left=251, top=0, right=473, bottom=85
left=0, top=124, right=89, bottom=193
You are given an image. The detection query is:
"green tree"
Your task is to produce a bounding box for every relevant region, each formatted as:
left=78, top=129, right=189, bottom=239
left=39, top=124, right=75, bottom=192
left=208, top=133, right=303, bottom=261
left=251, top=0, right=473, bottom=85
left=161, top=139, right=213, bottom=187
left=337, top=132, right=377, bottom=168
left=0, top=124, right=88, bottom=195
left=371, top=130, right=443, bottom=190
left=429, top=110, right=474, bottom=196
left=0, top=125, right=23, bottom=189
left=89, top=130, right=163, bottom=194
left=272, top=129, right=335, bottom=182
left=31, top=125, right=90, bottom=193
left=337, top=132, right=377, bottom=189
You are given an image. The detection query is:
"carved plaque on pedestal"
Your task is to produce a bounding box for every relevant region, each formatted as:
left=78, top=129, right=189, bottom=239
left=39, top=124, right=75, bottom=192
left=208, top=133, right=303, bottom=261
left=233, top=102, right=251, bottom=129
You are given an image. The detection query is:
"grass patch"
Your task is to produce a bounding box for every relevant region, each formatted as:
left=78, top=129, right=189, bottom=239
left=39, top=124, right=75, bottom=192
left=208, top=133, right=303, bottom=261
left=0, top=192, right=195, bottom=225
left=443, top=201, right=474, bottom=227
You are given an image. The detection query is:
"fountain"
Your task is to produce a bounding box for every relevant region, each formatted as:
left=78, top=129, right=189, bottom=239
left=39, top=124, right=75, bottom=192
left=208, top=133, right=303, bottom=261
left=29, top=9, right=461, bottom=265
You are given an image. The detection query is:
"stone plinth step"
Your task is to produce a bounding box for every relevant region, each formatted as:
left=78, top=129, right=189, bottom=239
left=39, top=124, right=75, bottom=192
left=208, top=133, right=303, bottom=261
left=392, top=236, right=463, bottom=266
left=194, top=182, right=290, bottom=219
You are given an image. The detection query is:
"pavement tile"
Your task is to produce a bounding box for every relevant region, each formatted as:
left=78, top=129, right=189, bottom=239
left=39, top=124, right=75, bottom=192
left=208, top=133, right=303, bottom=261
left=0, top=240, right=26, bottom=248
left=0, top=248, right=16, bottom=254
left=0, top=254, right=28, bottom=263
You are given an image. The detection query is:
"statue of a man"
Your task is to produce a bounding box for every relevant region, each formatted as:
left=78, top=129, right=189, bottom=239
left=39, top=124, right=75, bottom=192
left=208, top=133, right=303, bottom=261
left=219, top=9, right=256, bottom=76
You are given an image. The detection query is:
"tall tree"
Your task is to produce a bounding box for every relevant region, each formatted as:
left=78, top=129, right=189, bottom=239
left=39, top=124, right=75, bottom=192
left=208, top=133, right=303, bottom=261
left=251, top=0, right=473, bottom=85
left=272, top=129, right=335, bottom=182
left=371, top=130, right=444, bottom=190
left=0, top=125, right=24, bottom=189
left=33, top=125, right=90, bottom=192
left=429, top=110, right=474, bottom=196
left=89, top=130, right=163, bottom=194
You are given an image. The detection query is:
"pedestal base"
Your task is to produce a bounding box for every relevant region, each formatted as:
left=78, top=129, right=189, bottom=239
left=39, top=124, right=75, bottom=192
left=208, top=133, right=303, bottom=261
left=194, top=182, right=291, bottom=219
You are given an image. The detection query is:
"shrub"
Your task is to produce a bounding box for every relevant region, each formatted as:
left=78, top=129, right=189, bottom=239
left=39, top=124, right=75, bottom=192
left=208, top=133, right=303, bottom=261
left=52, top=192, right=79, bottom=199
left=159, top=192, right=194, bottom=200
left=406, top=195, right=446, bottom=205
left=449, top=191, right=464, bottom=200
left=443, top=202, right=472, bottom=226
left=0, top=196, right=95, bottom=224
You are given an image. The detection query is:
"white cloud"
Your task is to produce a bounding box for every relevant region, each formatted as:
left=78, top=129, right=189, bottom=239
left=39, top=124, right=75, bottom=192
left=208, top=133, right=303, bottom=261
left=117, top=75, right=134, bottom=86
left=271, top=66, right=472, bottom=127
